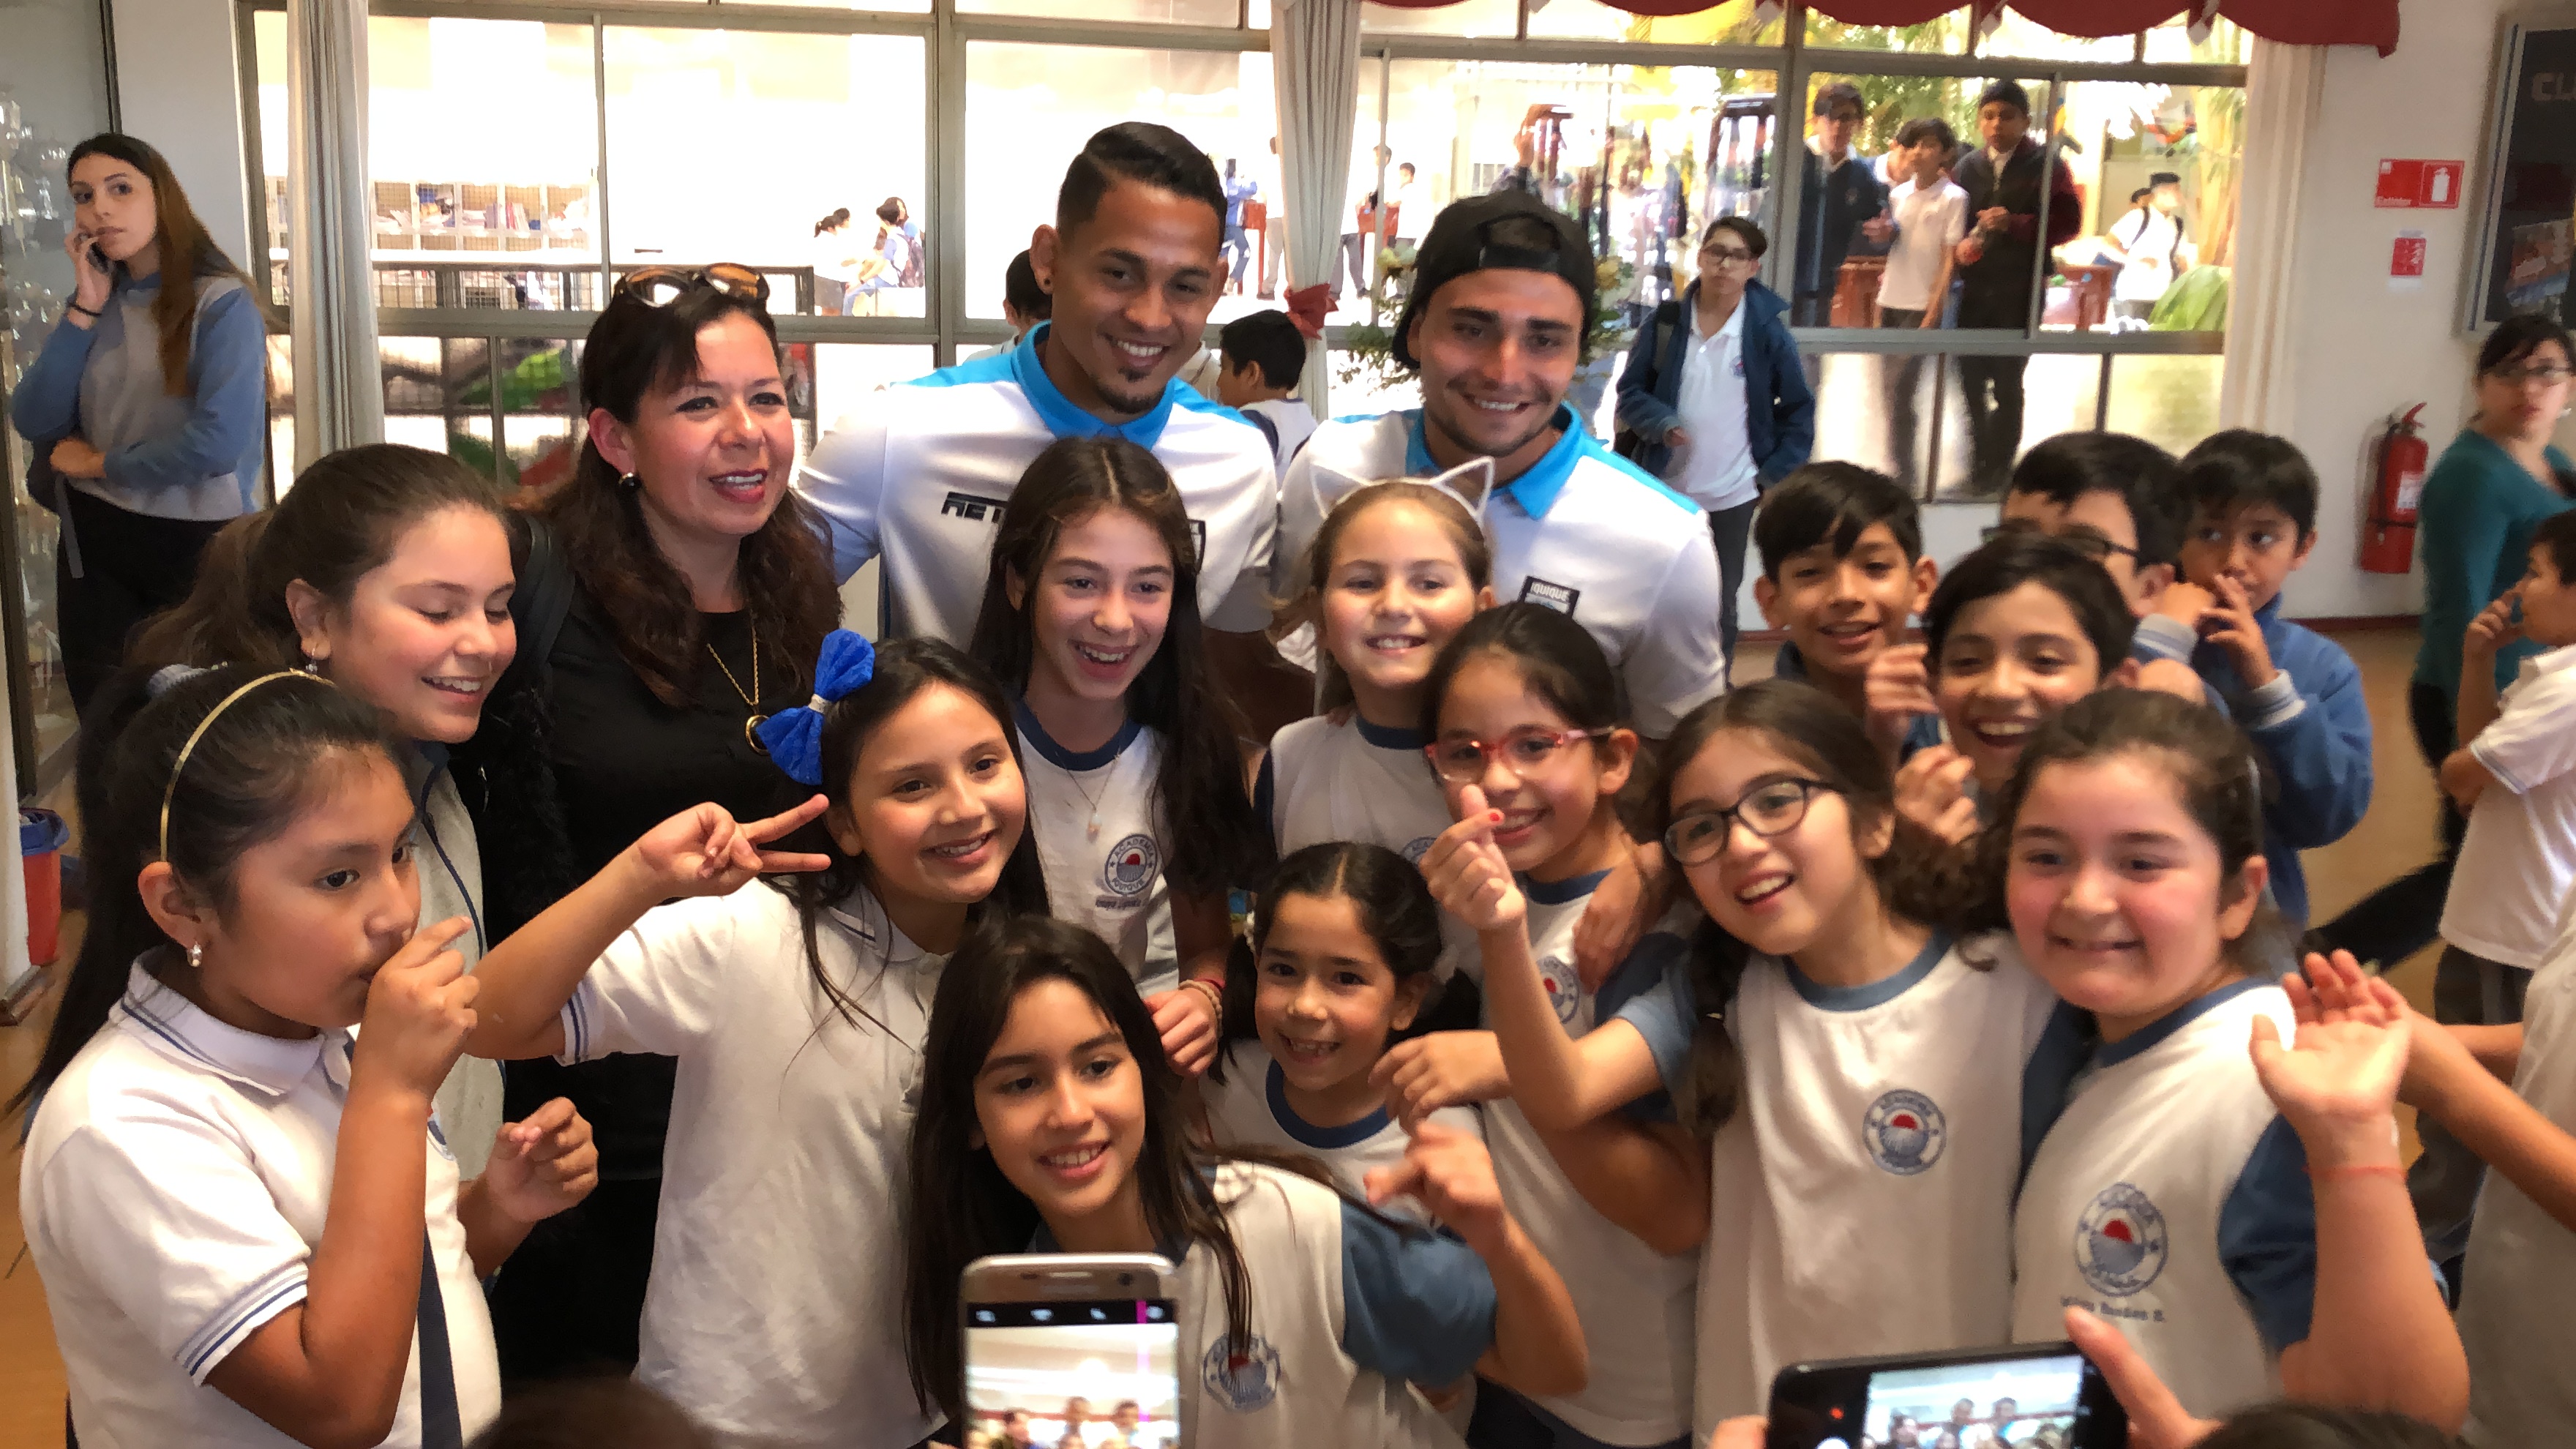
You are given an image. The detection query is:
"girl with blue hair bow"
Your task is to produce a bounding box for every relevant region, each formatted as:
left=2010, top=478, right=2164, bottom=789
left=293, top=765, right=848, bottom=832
left=462, top=632, right=1047, bottom=1449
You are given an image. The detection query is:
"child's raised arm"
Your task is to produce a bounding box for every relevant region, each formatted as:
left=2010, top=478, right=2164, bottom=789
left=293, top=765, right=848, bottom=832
left=465, top=796, right=831, bottom=1060
left=1540, top=1115, right=1710, bottom=1257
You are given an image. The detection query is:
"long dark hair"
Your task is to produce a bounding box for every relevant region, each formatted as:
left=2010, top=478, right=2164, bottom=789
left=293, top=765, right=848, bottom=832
left=966, top=435, right=1268, bottom=896
left=14, top=667, right=395, bottom=1117
left=1421, top=600, right=1630, bottom=741
left=67, top=133, right=254, bottom=397
left=541, top=280, right=837, bottom=708
left=132, top=444, right=509, bottom=673
left=904, top=916, right=1341, bottom=1425
left=1650, top=681, right=1971, bottom=1138
left=1209, top=841, right=1482, bottom=1085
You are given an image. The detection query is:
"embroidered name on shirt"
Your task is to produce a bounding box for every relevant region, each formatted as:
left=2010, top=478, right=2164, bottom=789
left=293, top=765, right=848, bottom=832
left=940, top=490, right=1009, bottom=523
left=1519, top=577, right=1581, bottom=615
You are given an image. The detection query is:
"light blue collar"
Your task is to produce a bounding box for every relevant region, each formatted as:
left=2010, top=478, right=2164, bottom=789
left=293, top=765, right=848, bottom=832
left=1403, top=405, right=1590, bottom=520
left=1010, top=322, right=1178, bottom=449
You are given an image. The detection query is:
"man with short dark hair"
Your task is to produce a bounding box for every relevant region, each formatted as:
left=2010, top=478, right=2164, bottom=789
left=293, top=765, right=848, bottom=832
left=1950, top=79, right=2082, bottom=493
left=1794, top=80, right=1890, bottom=327
left=798, top=121, right=1276, bottom=646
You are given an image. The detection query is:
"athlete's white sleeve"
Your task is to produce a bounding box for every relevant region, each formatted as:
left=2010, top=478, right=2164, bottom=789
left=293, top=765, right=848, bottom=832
left=1269, top=444, right=1329, bottom=601
left=1624, top=523, right=1730, bottom=736
left=794, top=402, right=892, bottom=585
left=1205, top=485, right=1280, bottom=632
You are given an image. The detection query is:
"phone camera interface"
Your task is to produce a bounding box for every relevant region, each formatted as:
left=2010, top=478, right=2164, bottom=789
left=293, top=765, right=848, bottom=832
left=1860, top=1355, right=2087, bottom=1449
left=966, top=1299, right=1179, bottom=1449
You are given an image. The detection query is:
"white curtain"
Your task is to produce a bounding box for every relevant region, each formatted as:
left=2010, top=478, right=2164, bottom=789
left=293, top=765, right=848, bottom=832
left=2217, top=38, right=2325, bottom=433
left=286, top=0, right=384, bottom=468
left=1272, top=0, right=1362, bottom=416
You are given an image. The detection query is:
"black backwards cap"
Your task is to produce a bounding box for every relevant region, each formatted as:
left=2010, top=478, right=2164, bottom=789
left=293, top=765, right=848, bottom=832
left=1391, top=191, right=1597, bottom=372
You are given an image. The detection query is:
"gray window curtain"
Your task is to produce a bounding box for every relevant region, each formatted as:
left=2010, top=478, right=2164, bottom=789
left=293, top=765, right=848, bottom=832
left=1272, top=0, right=1360, bottom=416
left=285, top=0, right=383, bottom=467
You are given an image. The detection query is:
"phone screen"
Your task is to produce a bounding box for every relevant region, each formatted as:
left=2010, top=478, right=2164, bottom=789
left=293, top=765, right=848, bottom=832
left=965, top=1298, right=1181, bottom=1449
left=1768, top=1344, right=2121, bottom=1449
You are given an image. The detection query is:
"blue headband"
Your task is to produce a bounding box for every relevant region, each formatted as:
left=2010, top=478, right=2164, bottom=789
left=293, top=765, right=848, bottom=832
left=755, top=629, right=877, bottom=787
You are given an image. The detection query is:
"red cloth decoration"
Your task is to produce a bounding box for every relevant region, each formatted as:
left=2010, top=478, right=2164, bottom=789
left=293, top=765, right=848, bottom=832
left=1284, top=284, right=1333, bottom=340
left=1361, top=0, right=2396, bottom=54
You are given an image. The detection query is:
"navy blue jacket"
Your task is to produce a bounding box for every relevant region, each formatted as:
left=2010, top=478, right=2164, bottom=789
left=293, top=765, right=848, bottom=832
left=1614, top=280, right=1813, bottom=487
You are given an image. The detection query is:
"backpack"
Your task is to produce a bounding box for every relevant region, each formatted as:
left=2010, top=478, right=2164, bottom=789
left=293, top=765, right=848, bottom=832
left=1610, top=298, right=1683, bottom=461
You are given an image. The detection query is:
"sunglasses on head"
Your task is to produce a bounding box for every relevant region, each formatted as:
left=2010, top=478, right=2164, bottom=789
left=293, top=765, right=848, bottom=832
left=614, top=263, right=771, bottom=309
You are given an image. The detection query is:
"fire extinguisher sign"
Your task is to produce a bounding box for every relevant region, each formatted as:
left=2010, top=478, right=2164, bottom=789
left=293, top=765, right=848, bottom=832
left=2375, top=159, right=2464, bottom=209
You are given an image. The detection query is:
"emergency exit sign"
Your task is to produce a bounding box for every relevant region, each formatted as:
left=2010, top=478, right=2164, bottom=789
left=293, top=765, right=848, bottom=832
left=2376, top=159, right=2464, bottom=209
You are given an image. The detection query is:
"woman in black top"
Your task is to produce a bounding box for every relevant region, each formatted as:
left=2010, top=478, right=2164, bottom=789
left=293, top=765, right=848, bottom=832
left=460, top=264, right=839, bottom=1381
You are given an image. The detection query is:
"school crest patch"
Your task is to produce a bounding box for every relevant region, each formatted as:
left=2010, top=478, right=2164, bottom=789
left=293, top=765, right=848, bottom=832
left=1400, top=835, right=1436, bottom=864
left=1862, top=1088, right=1946, bottom=1175
left=1202, top=1331, right=1281, bottom=1411
left=1101, top=834, right=1160, bottom=898
left=2075, top=1182, right=2170, bottom=1297
left=1538, top=954, right=1581, bottom=1024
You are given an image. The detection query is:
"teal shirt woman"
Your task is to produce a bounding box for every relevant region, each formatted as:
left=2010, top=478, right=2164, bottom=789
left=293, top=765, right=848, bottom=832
left=2415, top=428, right=2576, bottom=707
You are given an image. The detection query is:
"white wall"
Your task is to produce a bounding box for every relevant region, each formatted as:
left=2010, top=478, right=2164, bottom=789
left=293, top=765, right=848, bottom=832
left=111, top=0, right=255, bottom=267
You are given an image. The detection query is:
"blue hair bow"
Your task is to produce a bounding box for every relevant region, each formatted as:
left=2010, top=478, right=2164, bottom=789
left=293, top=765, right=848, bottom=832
left=757, top=629, right=877, bottom=787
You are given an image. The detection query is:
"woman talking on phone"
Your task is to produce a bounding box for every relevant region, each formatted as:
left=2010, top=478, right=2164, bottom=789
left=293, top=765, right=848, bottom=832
left=8, top=133, right=266, bottom=711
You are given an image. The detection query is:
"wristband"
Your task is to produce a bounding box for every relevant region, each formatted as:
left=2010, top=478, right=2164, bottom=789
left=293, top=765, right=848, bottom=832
left=2307, top=1162, right=2405, bottom=1183
left=1180, top=978, right=1224, bottom=1014
left=65, top=301, right=101, bottom=319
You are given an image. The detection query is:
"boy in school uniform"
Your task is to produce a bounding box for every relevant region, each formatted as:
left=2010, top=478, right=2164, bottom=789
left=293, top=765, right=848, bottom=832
left=1751, top=460, right=1943, bottom=763
left=2163, top=430, right=2373, bottom=932
left=1215, top=309, right=1317, bottom=475
left=2422, top=508, right=2576, bottom=1289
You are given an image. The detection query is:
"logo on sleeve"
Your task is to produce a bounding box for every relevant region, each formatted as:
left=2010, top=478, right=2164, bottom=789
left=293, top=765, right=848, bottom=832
left=1862, top=1089, right=1946, bottom=1175
left=1102, top=834, right=1161, bottom=899
left=940, top=490, right=1009, bottom=523
left=1202, top=1332, right=1281, bottom=1412
left=1538, top=954, right=1581, bottom=1024
left=1518, top=577, right=1581, bottom=615
left=1399, top=835, right=1436, bottom=864
left=2075, top=1183, right=2169, bottom=1297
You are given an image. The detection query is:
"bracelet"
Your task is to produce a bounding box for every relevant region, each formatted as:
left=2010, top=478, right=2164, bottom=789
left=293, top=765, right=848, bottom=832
left=64, top=301, right=100, bottom=319
left=1180, top=978, right=1225, bottom=1014
left=2307, top=1162, right=2406, bottom=1183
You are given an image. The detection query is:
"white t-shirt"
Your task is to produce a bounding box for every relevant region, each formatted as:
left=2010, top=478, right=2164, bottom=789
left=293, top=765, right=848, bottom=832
left=23, top=963, right=499, bottom=1449
left=1015, top=703, right=1180, bottom=995
left=1482, top=873, right=1700, bottom=1445
left=2010, top=981, right=2315, bottom=1419
left=795, top=323, right=1279, bottom=641
left=1278, top=408, right=1728, bottom=736
left=2460, top=921, right=2576, bottom=1445
left=1879, top=176, right=1969, bottom=312
left=1613, top=933, right=2057, bottom=1434
left=1202, top=1040, right=1484, bottom=1221
left=1242, top=397, right=1319, bottom=475
left=2110, top=207, right=2183, bottom=303
left=2445, top=643, right=2576, bottom=969
left=556, top=882, right=943, bottom=1449
left=1258, top=713, right=1475, bottom=981
left=1669, top=301, right=1759, bottom=512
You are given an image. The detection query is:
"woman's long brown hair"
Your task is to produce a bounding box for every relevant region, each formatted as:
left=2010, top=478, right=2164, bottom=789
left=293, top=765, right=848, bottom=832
left=68, top=133, right=253, bottom=397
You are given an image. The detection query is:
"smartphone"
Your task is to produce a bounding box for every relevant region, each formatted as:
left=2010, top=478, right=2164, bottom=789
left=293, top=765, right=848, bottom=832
left=1764, top=1341, right=2127, bottom=1449
left=962, top=1254, right=1182, bottom=1449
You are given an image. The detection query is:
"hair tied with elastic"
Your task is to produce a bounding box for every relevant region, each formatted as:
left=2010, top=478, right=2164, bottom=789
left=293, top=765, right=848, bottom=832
left=755, top=629, right=877, bottom=787
left=146, top=663, right=211, bottom=700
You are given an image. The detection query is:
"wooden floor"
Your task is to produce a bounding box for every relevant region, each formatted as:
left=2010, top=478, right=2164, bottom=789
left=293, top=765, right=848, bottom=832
left=0, top=626, right=2454, bottom=1445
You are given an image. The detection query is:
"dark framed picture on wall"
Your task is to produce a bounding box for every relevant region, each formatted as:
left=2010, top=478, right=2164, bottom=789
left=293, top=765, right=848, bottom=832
left=2466, top=7, right=2576, bottom=331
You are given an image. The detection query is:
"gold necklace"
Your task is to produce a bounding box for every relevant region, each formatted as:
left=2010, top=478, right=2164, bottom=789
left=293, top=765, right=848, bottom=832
left=708, top=629, right=767, bottom=753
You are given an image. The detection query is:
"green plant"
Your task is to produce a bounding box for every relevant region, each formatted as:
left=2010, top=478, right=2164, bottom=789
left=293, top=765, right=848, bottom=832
left=1333, top=247, right=1636, bottom=394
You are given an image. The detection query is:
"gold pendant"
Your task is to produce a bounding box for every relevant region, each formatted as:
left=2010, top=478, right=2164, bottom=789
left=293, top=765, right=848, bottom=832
left=746, top=714, right=770, bottom=753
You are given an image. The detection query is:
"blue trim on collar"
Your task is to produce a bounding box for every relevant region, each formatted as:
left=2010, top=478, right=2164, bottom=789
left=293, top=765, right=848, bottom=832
left=905, top=348, right=1019, bottom=390
left=1014, top=694, right=1142, bottom=774
left=1003, top=323, right=1177, bottom=449
left=1265, top=1056, right=1394, bottom=1149
left=2094, top=975, right=2269, bottom=1069
left=1355, top=715, right=1429, bottom=752
left=1783, top=931, right=1952, bottom=1012
left=1399, top=404, right=1584, bottom=517
left=1521, top=867, right=1613, bottom=905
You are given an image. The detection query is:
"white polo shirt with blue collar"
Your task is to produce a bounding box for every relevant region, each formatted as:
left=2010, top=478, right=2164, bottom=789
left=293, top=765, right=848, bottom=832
left=795, top=323, right=1280, bottom=643
left=1276, top=407, right=1729, bottom=735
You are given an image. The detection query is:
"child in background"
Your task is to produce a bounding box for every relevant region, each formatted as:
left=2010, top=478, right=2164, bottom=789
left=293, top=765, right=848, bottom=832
left=2163, top=430, right=2371, bottom=932
left=1983, top=690, right=2465, bottom=1425
left=2416, top=509, right=2576, bottom=1288
left=1436, top=680, right=2057, bottom=1439
left=901, top=915, right=1588, bottom=1449
left=1875, top=119, right=1967, bottom=493
left=1205, top=841, right=1485, bottom=1218
left=1216, top=310, right=1319, bottom=472
left=968, top=436, right=1270, bottom=1074
left=1994, top=432, right=2210, bottom=701
left=1896, top=533, right=2140, bottom=842
left=1750, top=461, right=1942, bottom=764
left=17, top=667, right=596, bottom=1449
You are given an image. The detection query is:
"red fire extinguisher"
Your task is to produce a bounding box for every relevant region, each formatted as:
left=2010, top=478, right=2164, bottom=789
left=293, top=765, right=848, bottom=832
left=2361, top=404, right=2430, bottom=574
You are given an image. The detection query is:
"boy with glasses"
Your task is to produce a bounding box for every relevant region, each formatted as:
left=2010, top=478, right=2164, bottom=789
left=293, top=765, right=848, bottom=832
left=1794, top=80, right=1890, bottom=328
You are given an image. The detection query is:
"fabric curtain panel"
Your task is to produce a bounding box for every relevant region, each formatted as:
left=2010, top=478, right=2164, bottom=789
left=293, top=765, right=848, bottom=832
left=1360, top=0, right=2397, bottom=53
left=2217, top=37, right=2324, bottom=434
left=286, top=0, right=386, bottom=467
left=1274, top=0, right=1364, bottom=414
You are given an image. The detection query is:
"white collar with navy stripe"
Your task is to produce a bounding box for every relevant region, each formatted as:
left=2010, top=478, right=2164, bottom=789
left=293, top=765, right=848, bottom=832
left=113, top=959, right=349, bottom=1098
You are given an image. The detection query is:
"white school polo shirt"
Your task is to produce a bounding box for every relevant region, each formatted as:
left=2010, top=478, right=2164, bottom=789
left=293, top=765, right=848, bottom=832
left=1879, top=177, right=1969, bottom=312
left=1276, top=407, right=1729, bottom=736
left=23, top=962, right=498, bottom=1449
left=795, top=323, right=1279, bottom=642
left=1014, top=702, right=1179, bottom=995
left=1204, top=1040, right=1483, bottom=1222
left=2010, top=981, right=2315, bottom=1419
left=1671, top=302, right=1758, bottom=512
left=2459, top=926, right=2576, bottom=1445
left=1613, top=933, right=2056, bottom=1436
left=2444, top=643, right=2576, bottom=970
left=556, top=881, right=943, bottom=1449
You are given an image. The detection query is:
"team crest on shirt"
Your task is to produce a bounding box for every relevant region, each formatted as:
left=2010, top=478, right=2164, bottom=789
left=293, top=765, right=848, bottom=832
left=1102, top=834, right=1161, bottom=898
left=1400, top=836, right=1435, bottom=864
left=1538, top=954, right=1581, bottom=1023
left=1202, top=1332, right=1281, bottom=1411
left=1518, top=577, right=1581, bottom=615
left=1862, top=1089, right=1946, bottom=1175
left=2075, top=1183, right=2170, bottom=1297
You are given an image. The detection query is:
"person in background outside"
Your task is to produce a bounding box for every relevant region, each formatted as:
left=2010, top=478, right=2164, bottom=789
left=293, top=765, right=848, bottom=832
left=811, top=208, right=856, bottom=316
left=1258, top=135, right=1287, bottom=301
left=1221, top=157, right=1259, bottom=293
left=1216, top=309, right=1317, bottom=473
left=2103, top=171, right=2186, bottom=328
left=1391, top=160, right=1422, bottom=251
left=7, top=132, right=266, bottom=713
left=1792, top=81, right=1891, bottom=329
left=964, top=249, right=1051, bottom=364
left=1950, top=80, right=2082, bottom=494
left=1876, top=116, right=1966, bottom=494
